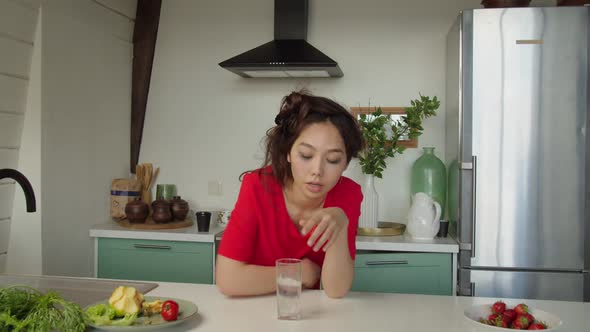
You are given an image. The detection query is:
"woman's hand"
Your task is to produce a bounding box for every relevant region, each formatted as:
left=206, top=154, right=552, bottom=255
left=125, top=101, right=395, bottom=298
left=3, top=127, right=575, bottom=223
left=299, top=207, right=349, bottom=252
left=301, top=258, right=321, bottom=288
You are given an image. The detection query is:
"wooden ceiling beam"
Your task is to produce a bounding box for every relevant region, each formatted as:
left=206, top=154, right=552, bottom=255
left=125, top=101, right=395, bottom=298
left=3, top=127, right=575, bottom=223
left=131, top=0, right=161, bottom=173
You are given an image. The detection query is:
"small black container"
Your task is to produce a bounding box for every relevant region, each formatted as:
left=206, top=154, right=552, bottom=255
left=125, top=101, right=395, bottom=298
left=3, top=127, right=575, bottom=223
left=196, top=211, right=211, bottom=232
left=437, top=220, right=449, bottom=238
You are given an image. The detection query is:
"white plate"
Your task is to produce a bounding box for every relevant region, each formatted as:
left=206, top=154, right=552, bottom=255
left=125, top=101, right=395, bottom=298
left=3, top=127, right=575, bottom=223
left=86, top=296, right=198, bottom=331
left=464, top=303, right=562, bottom=331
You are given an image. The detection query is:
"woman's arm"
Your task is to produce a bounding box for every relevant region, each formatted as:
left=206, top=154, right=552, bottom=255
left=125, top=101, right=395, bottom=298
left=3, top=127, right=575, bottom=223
left=216, top=255, right=322, bottom=297
left=215, top=255, right=276, bottom=296
left=299, top=207, right=354, bottom=298
left=320, top=229, right=354, bottom=298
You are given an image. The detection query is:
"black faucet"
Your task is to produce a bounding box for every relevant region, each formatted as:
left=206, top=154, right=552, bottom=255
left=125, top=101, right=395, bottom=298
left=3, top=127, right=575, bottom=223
left=0, top=168, right=36, bottom=212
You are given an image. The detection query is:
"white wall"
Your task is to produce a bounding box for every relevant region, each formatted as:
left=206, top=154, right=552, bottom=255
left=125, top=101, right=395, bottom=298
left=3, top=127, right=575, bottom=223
left=7, top=6, right=42, bottom=274
left=141, top=0, right=486, bottom=223
left=139, top=0, right=560, bottom=223
left=0, top=0, right=41, bottom=273
left=41, top=0, right=134, bottom=277
left=4, top=0, right=557, bottom=277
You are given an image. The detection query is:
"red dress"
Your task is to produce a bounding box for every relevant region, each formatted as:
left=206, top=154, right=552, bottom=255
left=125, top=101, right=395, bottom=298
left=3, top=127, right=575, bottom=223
left=218, top=167, right=362, bottom=268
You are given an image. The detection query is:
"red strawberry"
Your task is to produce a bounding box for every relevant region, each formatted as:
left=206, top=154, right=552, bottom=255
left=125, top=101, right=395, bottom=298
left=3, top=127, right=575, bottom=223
left=488, top=313, right=499, bottom=321
left=492, top=301, right=507, bottom=314
left=478, top=318, right=493, bottom=325
left=511, top=315, right=531, bottom=329
left=515, top=303, right=529, bottom=315
left=499, top=313, right=513, bottom=326
left=503, top=309, right=517, bottom=322
left=528, top=322, right=547, bottom=330
left=524, top=313, right=535, bottom=324
left=495, top=319, right=509, bottom=328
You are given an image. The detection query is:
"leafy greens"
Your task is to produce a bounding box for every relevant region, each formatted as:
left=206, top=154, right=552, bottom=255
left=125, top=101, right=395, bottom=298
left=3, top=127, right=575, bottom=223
left=84, top=303, right=137, bottom=326
left=0, top=285, right=86, bottom=332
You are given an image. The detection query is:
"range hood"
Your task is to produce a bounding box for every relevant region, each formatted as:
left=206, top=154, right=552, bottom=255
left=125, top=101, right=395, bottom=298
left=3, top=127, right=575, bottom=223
left=219, top=0, right=343, bottom=78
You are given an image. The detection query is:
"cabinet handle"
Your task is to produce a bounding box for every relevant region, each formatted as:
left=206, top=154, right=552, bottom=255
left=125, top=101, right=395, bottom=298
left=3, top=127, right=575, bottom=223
left=133, top=244, right=171, bottom=250
left=365, top=260, right=408, bottom=266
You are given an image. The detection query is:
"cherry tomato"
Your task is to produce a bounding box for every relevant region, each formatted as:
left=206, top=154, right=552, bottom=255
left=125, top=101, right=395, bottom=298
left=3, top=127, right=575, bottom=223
left=161, top=300, right=179, bottom=321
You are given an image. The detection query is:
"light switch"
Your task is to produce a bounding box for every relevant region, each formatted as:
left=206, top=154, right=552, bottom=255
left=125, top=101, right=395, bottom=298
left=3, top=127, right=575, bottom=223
left=208, top=180, right=222, bottom=196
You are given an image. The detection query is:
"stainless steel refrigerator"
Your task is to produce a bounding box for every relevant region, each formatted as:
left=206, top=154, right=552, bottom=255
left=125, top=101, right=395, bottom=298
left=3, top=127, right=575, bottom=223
left=445, top=7, right=590, bottom=302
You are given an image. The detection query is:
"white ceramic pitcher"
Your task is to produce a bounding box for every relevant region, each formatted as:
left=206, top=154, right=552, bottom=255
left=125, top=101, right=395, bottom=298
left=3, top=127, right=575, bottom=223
left=406, top=192, right=441, bottom=240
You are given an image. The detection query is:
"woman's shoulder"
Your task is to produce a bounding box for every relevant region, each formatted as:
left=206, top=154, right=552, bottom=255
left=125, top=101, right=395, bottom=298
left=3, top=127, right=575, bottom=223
left=330, top=176, right=362, bottom=200
left=336, top=176, right=361, bottom=191
left=241, top=166, right=280, bottom=190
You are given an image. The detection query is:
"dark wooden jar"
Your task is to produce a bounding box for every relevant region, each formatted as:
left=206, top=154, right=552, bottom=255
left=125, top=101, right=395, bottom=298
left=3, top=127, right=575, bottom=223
left=125, top=198, right=149, bottom=223
left=170, top=196, right=189, bottom=221
left=151, top=199, right=173, bottom=223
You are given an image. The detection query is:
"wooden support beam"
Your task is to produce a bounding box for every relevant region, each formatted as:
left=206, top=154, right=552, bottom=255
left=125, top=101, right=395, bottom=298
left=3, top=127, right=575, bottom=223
left=131, top=0, right=161, bottom=173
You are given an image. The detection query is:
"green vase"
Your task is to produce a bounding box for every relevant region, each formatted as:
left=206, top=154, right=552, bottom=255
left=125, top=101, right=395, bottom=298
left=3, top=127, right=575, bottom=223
left=410, top=147, right=447, bottom=218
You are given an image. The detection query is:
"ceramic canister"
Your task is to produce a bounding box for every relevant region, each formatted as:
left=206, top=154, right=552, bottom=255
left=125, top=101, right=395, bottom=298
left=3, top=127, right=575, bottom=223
left=151, top=199, right=173, bottom=223
left=170, top=196, right=189, bottom=221
left=125, top=198, right=149, bottom=223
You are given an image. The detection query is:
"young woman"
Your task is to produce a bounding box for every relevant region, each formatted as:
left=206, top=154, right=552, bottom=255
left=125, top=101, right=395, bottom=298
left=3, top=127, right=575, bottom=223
left=216, top=91, right=364, bottom=298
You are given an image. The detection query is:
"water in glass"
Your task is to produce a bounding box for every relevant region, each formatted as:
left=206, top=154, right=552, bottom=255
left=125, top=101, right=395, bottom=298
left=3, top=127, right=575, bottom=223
left=277, top=276, right=301, bottom=320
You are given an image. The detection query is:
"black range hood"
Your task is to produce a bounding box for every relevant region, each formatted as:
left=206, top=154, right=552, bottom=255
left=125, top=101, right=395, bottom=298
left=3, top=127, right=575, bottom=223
left=219, top=0, right=343, bottom=78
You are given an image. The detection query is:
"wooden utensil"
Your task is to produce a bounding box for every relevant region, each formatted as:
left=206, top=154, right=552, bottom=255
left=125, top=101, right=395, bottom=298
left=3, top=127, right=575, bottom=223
left=144, top=164, right=152, bottom=190
left=135, top=164, right=143, bottom=188
left=150, top=167, right=160, bottom=189
left=138, top=163, right=153, bottom=205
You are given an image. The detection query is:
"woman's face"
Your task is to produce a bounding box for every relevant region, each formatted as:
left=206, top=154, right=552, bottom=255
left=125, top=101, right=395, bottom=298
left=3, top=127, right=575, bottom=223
left=287, top=121, right=348, bottom=201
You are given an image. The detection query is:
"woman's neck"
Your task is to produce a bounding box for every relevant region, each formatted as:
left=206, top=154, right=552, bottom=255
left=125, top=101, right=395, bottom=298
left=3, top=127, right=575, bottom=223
left=283, top=182, right=326, bottom=212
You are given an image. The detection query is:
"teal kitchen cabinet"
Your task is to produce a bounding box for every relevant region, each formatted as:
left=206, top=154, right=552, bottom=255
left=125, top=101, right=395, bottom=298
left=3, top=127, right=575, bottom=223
left=97, top=238, right=214, bottom=284
left=351, top=251, right=452, bottom=295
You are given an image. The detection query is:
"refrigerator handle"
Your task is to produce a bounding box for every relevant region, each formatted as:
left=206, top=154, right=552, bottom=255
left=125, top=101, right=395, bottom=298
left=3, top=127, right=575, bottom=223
left=471, top=155, right=477, bottom=258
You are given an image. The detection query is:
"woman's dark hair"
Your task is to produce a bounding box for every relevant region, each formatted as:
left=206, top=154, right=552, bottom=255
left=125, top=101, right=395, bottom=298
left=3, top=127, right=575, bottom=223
left=261, top=90, right=364, bottom=187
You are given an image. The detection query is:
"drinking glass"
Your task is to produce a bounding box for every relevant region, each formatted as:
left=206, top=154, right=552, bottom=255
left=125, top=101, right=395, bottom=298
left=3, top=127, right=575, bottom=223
left=276, top=258, right=302, bottom=320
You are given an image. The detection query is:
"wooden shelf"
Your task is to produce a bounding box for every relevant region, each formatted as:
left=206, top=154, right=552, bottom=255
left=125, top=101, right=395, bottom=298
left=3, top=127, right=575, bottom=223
left=350, top=106, right=418, bottom=148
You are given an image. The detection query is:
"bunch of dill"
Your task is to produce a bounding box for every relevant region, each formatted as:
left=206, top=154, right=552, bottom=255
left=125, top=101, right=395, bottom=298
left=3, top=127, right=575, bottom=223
left=0, top=285, right=85, bottom=332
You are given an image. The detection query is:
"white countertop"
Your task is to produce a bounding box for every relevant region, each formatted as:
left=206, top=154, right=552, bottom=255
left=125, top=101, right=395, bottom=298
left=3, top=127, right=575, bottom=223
left=356, top=234, right=459, bottom=253
left=90, top=223, right=459, bottom=253
left=140, top=282, right=588, bottom=332
left=89, top=222, right=225, bottom=243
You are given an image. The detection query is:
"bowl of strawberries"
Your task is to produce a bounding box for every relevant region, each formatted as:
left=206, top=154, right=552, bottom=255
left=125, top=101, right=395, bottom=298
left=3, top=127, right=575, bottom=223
left=464, top=300, right=562, bottom=330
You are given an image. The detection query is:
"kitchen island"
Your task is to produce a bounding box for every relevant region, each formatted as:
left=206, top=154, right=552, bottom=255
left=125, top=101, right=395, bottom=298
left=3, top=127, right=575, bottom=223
left=138, top=281, right=588, bottom=331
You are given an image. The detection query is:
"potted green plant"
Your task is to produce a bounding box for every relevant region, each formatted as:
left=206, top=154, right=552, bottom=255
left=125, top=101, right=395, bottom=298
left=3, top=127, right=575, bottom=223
left=357, top=94, right=440, bottom=228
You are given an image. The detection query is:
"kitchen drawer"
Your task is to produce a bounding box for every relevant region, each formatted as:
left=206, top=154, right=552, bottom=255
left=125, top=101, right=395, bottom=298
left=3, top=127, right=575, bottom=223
left=97, top=238, right=213, bottom=284
left=351, top=251, right=452, bottom=295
